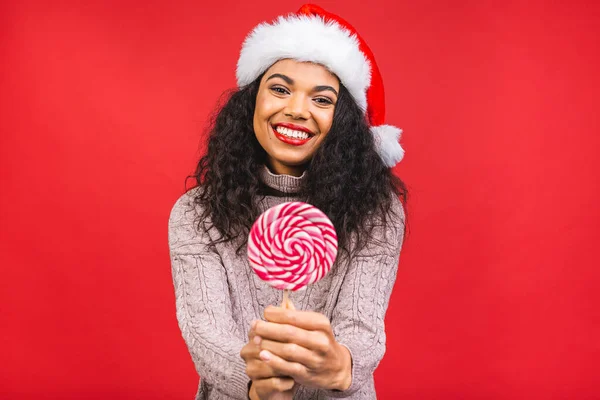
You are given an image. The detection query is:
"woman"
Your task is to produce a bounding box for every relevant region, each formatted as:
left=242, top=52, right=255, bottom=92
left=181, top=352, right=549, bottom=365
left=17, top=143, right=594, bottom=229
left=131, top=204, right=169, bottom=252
left=169, top=4, right=408, bottom=399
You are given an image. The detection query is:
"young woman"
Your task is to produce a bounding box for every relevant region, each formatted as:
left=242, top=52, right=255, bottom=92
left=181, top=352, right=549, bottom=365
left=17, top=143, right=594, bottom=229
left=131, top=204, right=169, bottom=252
left=168, top=4, right=408, bottom=399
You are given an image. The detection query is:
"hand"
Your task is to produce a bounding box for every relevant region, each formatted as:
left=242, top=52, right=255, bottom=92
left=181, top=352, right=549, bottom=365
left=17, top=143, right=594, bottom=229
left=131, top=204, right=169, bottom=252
left=251, top=305, right=352, bottom=391
left=241, top=320, right=296, bottom=400
left=249, top=378, right=295, bottom=400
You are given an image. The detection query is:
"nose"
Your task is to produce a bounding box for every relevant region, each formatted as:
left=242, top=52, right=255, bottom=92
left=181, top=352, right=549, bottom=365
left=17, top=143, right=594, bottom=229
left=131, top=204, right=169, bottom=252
left=284, top=93, right=310, bottom=120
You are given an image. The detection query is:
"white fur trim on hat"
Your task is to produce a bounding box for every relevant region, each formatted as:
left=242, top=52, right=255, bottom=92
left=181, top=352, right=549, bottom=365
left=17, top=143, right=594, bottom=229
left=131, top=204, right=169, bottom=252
left=236, top=15, right=371, bottom=111
left=371, top=125, right=405, bottom=167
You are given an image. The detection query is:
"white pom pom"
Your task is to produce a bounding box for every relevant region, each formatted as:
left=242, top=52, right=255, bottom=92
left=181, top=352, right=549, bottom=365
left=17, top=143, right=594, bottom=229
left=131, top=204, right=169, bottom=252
left=370, top=125, right=405, bottom=167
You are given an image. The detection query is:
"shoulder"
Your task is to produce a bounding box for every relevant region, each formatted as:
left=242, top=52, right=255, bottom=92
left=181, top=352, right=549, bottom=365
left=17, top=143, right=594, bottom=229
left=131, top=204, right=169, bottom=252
left=169, top=187, right=203, bottom=225
left=168, top=187, right=205, bottom=248
left=388, top=193, right=406, bottom=233
left=369, top=192, right=405, bottom=233
left=357, top=193, right=406, bottom=258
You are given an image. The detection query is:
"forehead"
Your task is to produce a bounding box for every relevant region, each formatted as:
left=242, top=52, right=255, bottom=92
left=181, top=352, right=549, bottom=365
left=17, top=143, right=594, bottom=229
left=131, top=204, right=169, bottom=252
left=264, top=59, right=340, bottom=89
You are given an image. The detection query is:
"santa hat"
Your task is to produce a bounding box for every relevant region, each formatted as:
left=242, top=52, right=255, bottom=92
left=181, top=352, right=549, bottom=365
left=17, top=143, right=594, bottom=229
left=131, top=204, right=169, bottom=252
left=236, top=4, right=405, bottom=167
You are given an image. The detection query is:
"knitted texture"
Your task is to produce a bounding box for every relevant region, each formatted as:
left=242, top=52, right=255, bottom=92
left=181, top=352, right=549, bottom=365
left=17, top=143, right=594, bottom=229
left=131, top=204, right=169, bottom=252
left=168, top=166, right=405, bottom=399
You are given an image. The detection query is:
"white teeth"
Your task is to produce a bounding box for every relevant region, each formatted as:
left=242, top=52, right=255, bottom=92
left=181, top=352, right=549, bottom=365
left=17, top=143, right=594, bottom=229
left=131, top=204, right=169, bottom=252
left=275, top=126, right=310, bottom=140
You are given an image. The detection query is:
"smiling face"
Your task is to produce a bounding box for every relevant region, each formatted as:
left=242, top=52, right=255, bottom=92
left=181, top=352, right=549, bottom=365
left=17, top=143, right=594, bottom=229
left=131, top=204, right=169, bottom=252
left=253, top=59, right=340, bottom=176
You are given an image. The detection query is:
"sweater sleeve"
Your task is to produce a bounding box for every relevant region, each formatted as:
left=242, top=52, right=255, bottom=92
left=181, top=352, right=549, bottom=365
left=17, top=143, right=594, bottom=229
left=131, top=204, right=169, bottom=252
left=168, top=191, right=250, bottom=399
left=321, top=197, right=405, bottom=398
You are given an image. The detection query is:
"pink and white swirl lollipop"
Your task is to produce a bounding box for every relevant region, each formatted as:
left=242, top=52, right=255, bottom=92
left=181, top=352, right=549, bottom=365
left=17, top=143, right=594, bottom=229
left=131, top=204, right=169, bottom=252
left=248, top=202, right=338, bottom=292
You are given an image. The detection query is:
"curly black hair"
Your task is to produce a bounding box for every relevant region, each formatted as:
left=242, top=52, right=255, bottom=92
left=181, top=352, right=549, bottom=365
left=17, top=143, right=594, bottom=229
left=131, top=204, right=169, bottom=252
left=190, top=74, right=408, bottom=255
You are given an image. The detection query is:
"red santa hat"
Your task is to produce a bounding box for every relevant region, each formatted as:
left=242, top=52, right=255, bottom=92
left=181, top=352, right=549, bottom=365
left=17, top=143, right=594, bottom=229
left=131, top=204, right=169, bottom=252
left=236, top=4, right=405, bottom=167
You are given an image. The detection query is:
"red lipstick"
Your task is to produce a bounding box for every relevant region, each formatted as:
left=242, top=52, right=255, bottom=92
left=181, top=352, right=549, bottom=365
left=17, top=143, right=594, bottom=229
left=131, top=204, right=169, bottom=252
left=275, top=122, right=313, bottom=134
left=272, top=123, right=314, bottom=146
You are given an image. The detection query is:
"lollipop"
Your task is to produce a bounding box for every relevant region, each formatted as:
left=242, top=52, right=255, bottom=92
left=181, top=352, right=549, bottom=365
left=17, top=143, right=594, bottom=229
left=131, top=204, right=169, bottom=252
left=248, top=202, right=338, bottom=296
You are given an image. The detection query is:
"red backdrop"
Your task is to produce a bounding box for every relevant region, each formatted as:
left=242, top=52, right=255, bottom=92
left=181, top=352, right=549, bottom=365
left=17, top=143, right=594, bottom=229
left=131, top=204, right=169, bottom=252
left=1, top=1, right=599, bottom=399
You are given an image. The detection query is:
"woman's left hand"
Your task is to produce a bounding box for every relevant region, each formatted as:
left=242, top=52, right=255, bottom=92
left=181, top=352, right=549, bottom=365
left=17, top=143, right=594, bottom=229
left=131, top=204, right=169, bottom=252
left=251, top=305, right=352, bottom=391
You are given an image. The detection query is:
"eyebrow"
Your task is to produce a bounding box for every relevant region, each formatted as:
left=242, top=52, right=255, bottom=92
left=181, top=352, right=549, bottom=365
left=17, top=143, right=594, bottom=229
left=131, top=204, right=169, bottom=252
left=314, top=85, right=338, bottom=97
left=266, top=73, right=339, bottom=97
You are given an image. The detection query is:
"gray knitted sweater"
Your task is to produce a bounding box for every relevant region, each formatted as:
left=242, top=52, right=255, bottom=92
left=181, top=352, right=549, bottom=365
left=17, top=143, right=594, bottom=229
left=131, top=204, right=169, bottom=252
left=168, top=166, right=405, bottom=399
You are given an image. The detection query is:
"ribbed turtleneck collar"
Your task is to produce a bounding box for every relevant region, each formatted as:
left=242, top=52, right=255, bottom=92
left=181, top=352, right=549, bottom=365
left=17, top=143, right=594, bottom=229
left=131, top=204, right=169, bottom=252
left=258, top=165, right=305, bottom=195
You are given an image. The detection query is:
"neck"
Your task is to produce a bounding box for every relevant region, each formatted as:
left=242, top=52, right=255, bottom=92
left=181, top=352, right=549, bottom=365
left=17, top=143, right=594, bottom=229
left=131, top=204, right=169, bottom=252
left=259, top=165, right=304, bottom=194
left=267, top=159, right=306, bottom=177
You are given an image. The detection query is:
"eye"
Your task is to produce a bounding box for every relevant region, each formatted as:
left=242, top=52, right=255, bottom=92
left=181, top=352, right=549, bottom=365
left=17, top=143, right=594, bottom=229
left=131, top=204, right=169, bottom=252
left=270, top=85, right=290, bottom=95
left=314, top=97, right=334, bottom=106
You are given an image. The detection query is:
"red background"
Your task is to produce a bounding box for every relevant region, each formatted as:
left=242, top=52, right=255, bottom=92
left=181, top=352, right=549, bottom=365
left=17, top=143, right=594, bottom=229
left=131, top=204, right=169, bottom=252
left=1, top=1, right=599, bottom=399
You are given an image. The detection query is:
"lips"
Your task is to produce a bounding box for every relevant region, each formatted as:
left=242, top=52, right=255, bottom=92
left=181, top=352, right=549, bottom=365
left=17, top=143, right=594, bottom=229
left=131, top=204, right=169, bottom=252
left=271, top=123, right=315, bottom=146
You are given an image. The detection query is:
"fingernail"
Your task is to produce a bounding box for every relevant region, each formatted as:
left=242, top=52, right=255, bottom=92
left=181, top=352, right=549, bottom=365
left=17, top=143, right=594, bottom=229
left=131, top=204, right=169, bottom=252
left=253, top=335, right=261, bottom=345
left=259, top=350, right=271, bottom=361
left=251, top=320, right=257, bottom=330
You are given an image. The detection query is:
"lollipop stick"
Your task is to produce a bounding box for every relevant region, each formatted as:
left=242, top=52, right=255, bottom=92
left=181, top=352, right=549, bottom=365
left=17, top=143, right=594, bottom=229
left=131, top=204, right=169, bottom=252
left=281, top=289, right=294, bottom=309
left=282, top=289, right=289, bottom=308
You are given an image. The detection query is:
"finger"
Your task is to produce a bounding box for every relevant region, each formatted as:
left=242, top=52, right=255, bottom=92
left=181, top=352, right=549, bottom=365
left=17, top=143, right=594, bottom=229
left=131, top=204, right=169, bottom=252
left=264, top=306, right=331, bottom=332
left=253, top=376, right=295, bottom=396
left=259, top=349, right=307, bottom=382
left=254, top=320, right=315, bottom=347
left=259, top=338, right=320, bottom=369
left=245, top=359, right=288, bottom=380
left=240, top=342, right=259, bottom=362
left=255, top=320, right=330, bottom=353
left=248, top=320, right=259, bottom=340
left=240, top=335, right=263, bottom=362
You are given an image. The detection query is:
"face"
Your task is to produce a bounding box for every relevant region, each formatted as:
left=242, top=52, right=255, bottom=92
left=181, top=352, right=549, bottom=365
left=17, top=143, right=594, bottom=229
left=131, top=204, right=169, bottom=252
left=253, top=59, right=340, bottom=176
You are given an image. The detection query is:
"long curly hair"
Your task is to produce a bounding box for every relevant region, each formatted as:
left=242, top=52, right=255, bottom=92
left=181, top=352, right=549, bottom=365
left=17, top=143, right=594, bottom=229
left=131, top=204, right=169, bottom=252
left=190, top=74, right=408, bottom=254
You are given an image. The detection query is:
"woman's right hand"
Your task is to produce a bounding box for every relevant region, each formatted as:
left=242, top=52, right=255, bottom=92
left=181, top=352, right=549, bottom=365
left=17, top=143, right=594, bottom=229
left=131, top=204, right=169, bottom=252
left=241, top=320, right=296, bottom=400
